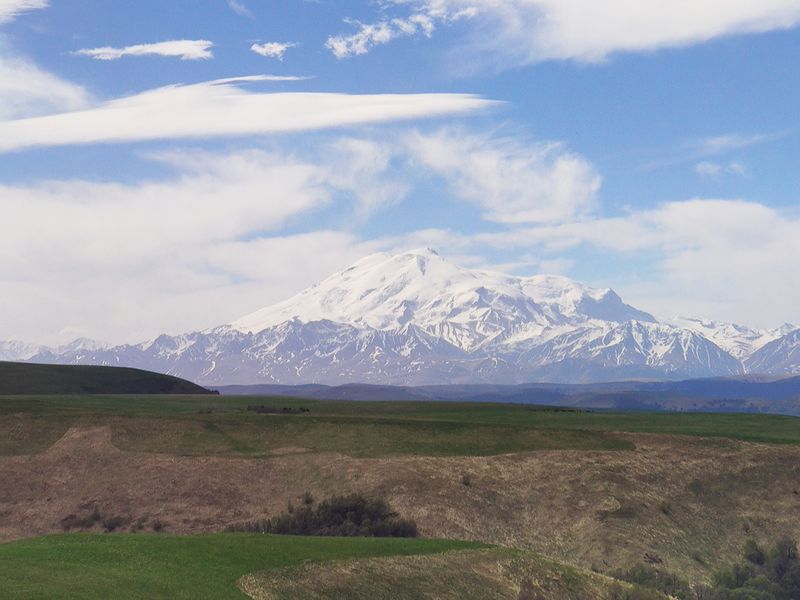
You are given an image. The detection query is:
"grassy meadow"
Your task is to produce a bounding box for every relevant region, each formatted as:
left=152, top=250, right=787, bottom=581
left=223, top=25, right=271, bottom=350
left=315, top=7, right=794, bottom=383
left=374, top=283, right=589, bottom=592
left=0, top=534, right=483, bottom=600
left=3, top=394, right=800, bottom=457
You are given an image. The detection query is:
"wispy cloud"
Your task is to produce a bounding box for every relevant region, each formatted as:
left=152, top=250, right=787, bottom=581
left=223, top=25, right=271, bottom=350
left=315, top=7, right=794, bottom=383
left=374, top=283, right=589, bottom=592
left=251, top=41, right=297, bottom=60
left=406, top=129, right=601, bottom=224
left=328, top=1, right=800, bottom=68
left=0, top=76, right=496, bottom=153
left=0, top=149, right=383, bottom=344
left=227, top=0, right=253, bottom=18
left=0, top=0, right=47, bottom=24
left=75, top=39, right=214, bottom=61
left=0, top=54, right=89, bottom=119
left=694, top=161, right=747, bottom=178
left=694, top=132, right=779, bottom=156
left=543, top=200, right=800, bottom=327
left=412, top=196, right=800, bottom=327
left=0, top=1, right=90, bottom=119
left=641, top=130, right=781, bottom=172
left=326, top=14, right=438, bottom=59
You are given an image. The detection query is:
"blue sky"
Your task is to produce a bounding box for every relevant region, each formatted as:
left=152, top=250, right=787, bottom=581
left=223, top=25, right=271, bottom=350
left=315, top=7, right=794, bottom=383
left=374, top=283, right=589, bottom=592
left=1, top=0, right=799, bottom=344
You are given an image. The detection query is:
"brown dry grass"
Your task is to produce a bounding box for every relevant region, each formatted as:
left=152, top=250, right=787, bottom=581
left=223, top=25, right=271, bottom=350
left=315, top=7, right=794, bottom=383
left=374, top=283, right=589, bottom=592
left=2, top=426, right=800, bottom=583
left=238, top=548, right=631, bottom=600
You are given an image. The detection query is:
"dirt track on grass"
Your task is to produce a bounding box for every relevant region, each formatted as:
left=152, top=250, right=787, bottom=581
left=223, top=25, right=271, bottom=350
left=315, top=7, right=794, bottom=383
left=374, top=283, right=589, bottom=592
left=3, top=426, right=800, bottom=581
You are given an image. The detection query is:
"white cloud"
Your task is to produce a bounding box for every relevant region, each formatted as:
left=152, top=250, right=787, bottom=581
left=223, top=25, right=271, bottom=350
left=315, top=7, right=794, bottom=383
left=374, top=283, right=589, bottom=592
left=406, top=129, right=601, bottom=224
left=0, top=150, right=392, bottom=344
left=0, top=0, right=46, bottom=23
left=228, top=0, right=253, bottom=18
left=693, top=132, right=777, bottom=156
left=445, top=199, right=800, bottom=328
left=326, top=13, right=446, bottom=58
left=0, top=76, right=496, bottom=153
left=372, top=189, right=800, bottom=328
left=694, top=161, right=747, bottom=177
left=333, top=1, right=800, bottom=66
left=339, top=197, right=800, bottom=329
left=75, top=39, right=214, bottom=61
left=642, top=131, right=779, bottom=172
left=0, top=2, right=90, bottom=119
left=251, top=41, right=297, bottom=60
left=1, top=131, right=797, bottom=339
left=613, top=200, right=800, bottom=326
left=0, top=54, right=89, bottom=119
left=326, top=138, right=409, bottom=216
left=206, top=232, right=384, bottom=310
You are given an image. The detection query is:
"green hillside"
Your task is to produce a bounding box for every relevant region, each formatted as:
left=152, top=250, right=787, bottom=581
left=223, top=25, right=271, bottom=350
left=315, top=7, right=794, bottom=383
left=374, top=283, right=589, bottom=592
left=0, top=362, right=213, bottom=395
left=0, top=534, right=483, bottom=600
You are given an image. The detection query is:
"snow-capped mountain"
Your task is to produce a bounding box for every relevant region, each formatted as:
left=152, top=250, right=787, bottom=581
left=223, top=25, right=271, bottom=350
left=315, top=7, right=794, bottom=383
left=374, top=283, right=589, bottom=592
left=0, top=340, right=41, bottom=362
left=231, top=249, right=655, bottom=352
left=667, top=317, right=794, bottom=361
left=505, top=321, right=743, bottom=382
left=747, top=329, right=800, bottom=377
left=7, top=248, right=799, bottom=385
left=5, top=338, right=105, bottom=364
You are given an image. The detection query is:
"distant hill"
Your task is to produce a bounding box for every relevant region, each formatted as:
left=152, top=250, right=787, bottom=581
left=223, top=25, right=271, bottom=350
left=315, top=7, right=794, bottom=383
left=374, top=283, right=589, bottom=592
left=0, top=362, right=214, bottom=395
left=215, top=375, right=800, bottom=415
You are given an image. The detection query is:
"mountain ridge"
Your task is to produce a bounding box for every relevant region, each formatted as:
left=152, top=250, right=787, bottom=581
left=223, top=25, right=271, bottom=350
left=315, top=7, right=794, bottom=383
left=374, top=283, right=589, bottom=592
left=3, top=248, right=798, bottom=385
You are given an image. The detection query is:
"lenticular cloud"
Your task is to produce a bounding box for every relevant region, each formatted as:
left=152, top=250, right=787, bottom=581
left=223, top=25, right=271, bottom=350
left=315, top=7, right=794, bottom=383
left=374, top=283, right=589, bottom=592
left=0, top=76, right=496, bottom=153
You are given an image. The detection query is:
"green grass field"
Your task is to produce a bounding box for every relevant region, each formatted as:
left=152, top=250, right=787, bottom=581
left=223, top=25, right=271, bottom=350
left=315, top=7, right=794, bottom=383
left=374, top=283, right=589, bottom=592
left=0, top=534, right=482, bottom=599
left=2, top=394, right=800, bottom=457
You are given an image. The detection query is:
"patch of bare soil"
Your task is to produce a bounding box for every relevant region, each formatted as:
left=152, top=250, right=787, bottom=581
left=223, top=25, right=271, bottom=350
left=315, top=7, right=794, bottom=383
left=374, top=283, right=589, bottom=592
left=2, top=427, right=800, bottom=582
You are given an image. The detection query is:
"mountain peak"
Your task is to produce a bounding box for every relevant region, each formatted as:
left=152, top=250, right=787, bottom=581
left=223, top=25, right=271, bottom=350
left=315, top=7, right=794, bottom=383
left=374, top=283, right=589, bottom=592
left=229, top=249, right=654, bottom=350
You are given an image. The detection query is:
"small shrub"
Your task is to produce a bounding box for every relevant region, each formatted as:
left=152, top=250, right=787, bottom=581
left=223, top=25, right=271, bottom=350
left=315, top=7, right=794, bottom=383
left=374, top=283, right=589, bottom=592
left=278, top=494, right=416, bottom=537
left=301, top=491, right=315, bottom=506
left=61, top=506, right=103, bottom=530
left=461, top=473, right=473, bottom=487
left=613, top=564, right=693, bottom=600
left=102, top=516, right=128, bottom=532
left=247, top=405, right=310, bottom=415
left=151, top=520, right=166, bottom=532
left=228, top=494, right=417, bottom=538
left=743, top=539, right=766, bottom=565
left=131, top=518, right=146, bottom=532
left=658, top=501, right=671, bottom=516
